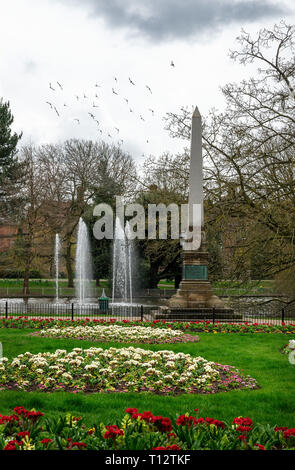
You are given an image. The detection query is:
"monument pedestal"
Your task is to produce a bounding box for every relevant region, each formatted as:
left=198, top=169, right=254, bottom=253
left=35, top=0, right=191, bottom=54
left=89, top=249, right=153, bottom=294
left=158, top=246, right=236, bottom=321
left=168, top=249, right=225, bottom=309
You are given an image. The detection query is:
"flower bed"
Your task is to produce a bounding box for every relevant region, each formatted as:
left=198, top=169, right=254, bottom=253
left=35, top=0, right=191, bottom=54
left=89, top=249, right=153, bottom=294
left=281, top=339, right=295, bottom=355
left=281, top=339, right=295, bottom=365
left=33, top=324, right=200, bottom=344
left=0, top=346, right=258, bottom=394
left=1, top=316, right=295, bottom=334
left=0, top=406, right=294, bottom=450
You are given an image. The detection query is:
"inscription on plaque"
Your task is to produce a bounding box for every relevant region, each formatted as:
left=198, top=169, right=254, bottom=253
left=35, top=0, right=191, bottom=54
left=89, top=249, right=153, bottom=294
left=183, top=265, right=208, bottom=280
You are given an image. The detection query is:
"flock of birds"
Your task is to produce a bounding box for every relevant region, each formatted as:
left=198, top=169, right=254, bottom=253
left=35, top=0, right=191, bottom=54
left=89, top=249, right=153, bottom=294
left=45, top=61, right=176, bottom=149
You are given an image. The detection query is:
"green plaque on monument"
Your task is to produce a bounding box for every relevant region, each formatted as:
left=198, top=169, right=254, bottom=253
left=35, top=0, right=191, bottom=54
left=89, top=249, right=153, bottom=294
left=183, top=265, right=208, bottom=280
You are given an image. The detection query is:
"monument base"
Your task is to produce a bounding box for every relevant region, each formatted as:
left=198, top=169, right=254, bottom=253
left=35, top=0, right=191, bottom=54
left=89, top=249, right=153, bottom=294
left=168, top=280, right=225, bottom=308
left=162, top=248, right=239, bottom=320
left=167, top=248, right=229, bottom=309
left=155, top=306, right=239, bottom=322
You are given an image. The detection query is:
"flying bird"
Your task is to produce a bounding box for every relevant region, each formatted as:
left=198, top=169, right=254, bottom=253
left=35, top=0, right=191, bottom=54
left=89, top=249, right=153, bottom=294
left=170, top=60, right=175, bottom=67
left=115, top=127, right=120, bottom=133
left=95, top=83, right=101, bottom=88
left=124, top=98, right=129, bottom=104
left=140, top=115, right=145, bottom=121
left=149, top=108, right=154, bottom=115
left=114, top=77, right=118, bottom=82
left=112, top=88, right=118, bottom=95
left=145, top=85, right=152, bottom=94
left=57, top=81, right=63, bottom=90
left=74, top=118, right=80, bottom=124
left=46, top=101, right=53, bottom=108
left=84, top=94, right=87, bottom=99
left=88, top=112, right=95, bottom=119
left=128, top=77, right=135, bottom=85
left=53, top=106, right=60, bottom=117
left=49, top=83, right=55, bottom=91
left=93, top=102, right=99, bottom=108
left=129, top=108, right=133, bottom=113
left=108, top=133, right=112, bottom=138
left=75, top=95, right=79, bottom=101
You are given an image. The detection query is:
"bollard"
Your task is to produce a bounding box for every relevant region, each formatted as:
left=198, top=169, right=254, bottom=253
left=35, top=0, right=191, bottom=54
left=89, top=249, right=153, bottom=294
left=71, top=303, right=74, bottom=321
left=99, top=289, right=109, bottom=312
left=5, top=301, right=8, bottom=319
left=140, top=305, right=143, bottom=322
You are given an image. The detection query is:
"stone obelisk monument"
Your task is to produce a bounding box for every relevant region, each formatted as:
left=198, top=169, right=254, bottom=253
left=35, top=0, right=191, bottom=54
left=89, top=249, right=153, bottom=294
left=167, top=106, right=228, bottom=312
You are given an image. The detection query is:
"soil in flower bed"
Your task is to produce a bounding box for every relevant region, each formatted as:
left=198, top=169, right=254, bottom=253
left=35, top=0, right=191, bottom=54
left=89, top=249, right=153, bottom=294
left=0, top=346, right=259, bottom=395
left=30, top=325, right=200, bottom=344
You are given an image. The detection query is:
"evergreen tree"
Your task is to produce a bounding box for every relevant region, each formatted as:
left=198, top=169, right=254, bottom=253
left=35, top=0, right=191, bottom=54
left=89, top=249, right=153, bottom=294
left=0, top=98, right=22, bottom=208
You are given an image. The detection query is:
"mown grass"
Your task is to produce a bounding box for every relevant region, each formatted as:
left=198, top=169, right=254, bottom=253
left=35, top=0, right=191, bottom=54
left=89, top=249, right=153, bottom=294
left=0, top=279, right=109, bottom=296
left=0, top=278, right=275, bottom=294
left=0, top=328, right=294, bottom=428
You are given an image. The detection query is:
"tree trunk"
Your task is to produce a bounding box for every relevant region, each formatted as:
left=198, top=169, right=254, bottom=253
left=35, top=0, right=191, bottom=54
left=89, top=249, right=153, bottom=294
left=148, top=263, right=160, bottom=288
left=65, top=237, right=74, bottom=288
left=23, top=262, right=30, bottom=295
left=175, top=273, right=181, bottom=289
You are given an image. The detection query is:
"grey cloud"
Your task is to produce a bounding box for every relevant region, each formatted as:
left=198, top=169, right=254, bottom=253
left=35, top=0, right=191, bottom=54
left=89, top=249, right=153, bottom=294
left=23, top=60, right=38, bottom=74
left=56, top=0, right=288, bottom=41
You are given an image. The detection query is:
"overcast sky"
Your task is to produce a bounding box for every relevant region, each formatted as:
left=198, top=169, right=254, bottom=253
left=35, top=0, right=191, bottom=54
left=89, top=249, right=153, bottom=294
left=0, top=0, right=294, bottom=162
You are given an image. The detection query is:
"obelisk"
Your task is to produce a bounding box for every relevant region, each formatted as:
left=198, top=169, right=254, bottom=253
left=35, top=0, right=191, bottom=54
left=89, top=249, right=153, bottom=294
left=188, top=106, right=203, bottom=233
left=167, top=105, right=225, bottom=310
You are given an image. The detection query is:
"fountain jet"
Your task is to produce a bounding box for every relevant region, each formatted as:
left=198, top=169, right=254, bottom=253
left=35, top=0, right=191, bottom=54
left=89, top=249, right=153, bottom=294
left=112, top=217, right=133, bottom=304
left=75, top=218, right=93, bottom=304
left=54, top=234, right=60, bottom=303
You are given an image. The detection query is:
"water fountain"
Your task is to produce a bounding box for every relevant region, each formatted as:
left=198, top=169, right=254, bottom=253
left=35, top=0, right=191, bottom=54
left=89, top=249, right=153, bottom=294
left=112, top=217, right=133, bottom=305
left=75, top=218, right=94, bottom=304
left=54, top=234, right=60, bottom=303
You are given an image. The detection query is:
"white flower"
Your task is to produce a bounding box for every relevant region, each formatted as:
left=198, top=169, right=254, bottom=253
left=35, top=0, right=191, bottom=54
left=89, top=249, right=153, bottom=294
left=166, top=361, right=175, bottom=369
left=11, top=359, right=21, bottom=367
left=0, top=342, right=239, bottom=394
left=62, top=372, right=72, bottom=380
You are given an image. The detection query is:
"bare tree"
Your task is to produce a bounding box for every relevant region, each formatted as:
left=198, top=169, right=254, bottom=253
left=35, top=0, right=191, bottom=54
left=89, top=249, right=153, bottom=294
left=12, top=145, right=50, bottom=293
left=37, top=139, right=137, bottom=286
left=164, top=22, right=295, bottom=285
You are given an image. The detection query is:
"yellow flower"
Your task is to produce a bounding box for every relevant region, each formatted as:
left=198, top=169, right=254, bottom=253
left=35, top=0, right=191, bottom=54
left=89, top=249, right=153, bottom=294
left=21, top=436, right=35, bottom=450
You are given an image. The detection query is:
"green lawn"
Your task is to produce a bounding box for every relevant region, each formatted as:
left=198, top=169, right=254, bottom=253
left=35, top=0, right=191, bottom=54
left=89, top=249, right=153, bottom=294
left=0, top=329, right=294, bottom=428
left=0, top=278, right=276, bottom=295
left=0, top=279, right=109, bottom=297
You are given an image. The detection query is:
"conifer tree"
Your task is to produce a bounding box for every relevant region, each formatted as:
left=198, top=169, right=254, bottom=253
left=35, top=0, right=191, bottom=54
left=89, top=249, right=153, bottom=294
left=0, top=98, right=22, bottom=210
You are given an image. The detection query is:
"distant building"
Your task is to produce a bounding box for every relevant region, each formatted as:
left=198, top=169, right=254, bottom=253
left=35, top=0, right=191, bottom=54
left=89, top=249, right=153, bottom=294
left=0, top=222, right=18, bottom=252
